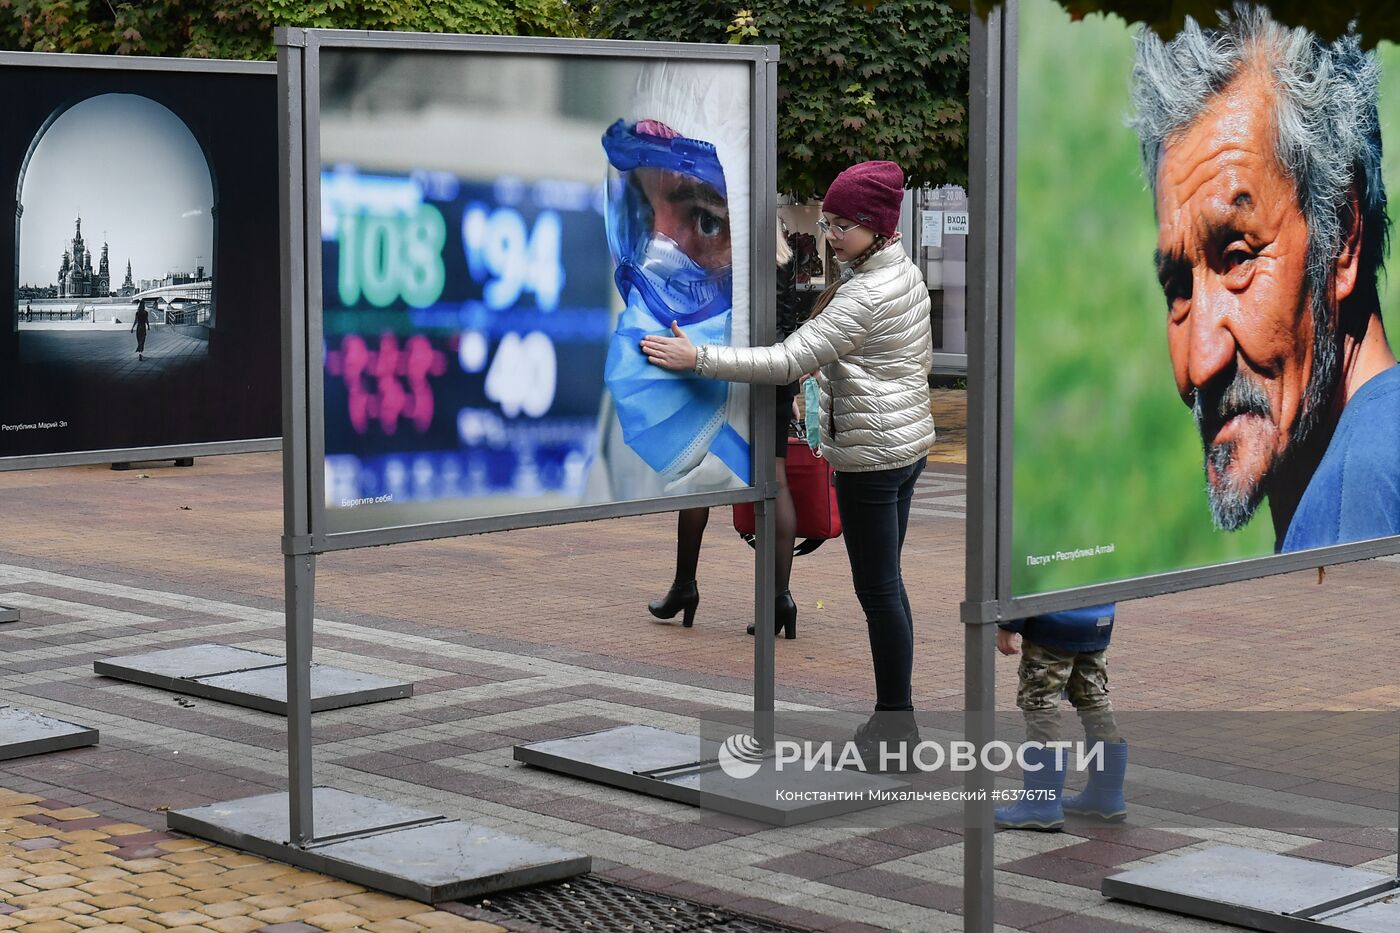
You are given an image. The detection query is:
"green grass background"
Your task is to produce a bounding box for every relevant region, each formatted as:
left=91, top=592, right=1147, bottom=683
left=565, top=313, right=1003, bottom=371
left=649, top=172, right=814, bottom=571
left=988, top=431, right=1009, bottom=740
left=1010, top=0, right=1400, bottom=596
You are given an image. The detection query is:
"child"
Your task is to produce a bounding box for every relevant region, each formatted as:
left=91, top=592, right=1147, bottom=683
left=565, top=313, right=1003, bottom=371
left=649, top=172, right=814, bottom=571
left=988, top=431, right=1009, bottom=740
left=993, top=603, right=1128, bottom=831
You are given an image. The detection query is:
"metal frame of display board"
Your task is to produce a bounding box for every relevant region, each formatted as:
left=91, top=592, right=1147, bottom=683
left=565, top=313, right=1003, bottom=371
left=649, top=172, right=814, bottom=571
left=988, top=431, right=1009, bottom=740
left=963, top=3, right=1400, bottom=931
left=0, top=50, right=281, bottom=760
left=171, top=26, right=840, bottom=898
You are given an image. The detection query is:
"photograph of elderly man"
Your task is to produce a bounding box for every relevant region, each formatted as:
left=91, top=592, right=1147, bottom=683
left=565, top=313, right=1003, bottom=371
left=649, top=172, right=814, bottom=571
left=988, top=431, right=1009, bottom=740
left=1009, top=0, right=1400, bottom=597
left=1134, top=6, right=1399, bottom=553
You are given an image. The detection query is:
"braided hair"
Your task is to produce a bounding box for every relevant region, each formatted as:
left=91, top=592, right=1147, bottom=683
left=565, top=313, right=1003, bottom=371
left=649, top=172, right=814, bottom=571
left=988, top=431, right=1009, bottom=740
left=806, top=234, right=891, bottom=319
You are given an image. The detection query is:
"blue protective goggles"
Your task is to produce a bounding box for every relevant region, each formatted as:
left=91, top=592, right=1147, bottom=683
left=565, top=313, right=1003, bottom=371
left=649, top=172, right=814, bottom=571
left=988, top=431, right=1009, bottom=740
left=601, top=119, right=727, bottom=199
left=601, top=119, right=732, bottom=328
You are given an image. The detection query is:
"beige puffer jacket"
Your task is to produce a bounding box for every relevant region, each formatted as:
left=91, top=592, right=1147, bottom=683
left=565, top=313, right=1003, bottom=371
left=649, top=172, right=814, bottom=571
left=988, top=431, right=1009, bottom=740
left=696, top=242, right=935, bottom=472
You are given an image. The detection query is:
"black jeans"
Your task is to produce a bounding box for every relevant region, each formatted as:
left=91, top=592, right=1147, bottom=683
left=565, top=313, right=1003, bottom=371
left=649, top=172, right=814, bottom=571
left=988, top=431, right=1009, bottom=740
left=835, top=458, right=925, bottom=710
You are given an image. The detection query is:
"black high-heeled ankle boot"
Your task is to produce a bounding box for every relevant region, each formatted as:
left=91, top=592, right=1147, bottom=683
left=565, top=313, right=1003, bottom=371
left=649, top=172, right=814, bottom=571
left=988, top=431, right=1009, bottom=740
left=747, top=590, right=797, bottom=639
left=648, top=580, right=699, bottom=627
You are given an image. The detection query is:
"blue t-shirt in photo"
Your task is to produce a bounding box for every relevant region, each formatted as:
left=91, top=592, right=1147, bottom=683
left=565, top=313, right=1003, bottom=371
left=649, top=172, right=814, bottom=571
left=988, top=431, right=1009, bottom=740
left=1281, top=363, right=1400, bottom=553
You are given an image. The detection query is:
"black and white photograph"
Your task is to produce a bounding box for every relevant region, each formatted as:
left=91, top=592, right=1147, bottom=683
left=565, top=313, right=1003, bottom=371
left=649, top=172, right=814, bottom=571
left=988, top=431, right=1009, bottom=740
left=18, top=93, right=215, bottom=369
left=0, top=59, right=279, bottom=460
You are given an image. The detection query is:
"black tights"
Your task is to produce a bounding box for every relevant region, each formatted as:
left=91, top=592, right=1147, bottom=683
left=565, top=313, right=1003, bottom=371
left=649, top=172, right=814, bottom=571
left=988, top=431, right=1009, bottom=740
left=670, top=457, right=795, bottom=593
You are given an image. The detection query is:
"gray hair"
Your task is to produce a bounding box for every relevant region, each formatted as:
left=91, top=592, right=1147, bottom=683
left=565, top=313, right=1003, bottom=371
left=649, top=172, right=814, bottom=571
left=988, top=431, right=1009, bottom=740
left=1131, top=5, right=1388, bottom=304
left=1131, top=5, right=1390, bottom=526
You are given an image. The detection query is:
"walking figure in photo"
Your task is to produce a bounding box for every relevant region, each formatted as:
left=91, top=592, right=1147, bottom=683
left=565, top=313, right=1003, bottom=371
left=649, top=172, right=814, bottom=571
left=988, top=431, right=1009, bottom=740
left=132, top=298, right=149, bottom=360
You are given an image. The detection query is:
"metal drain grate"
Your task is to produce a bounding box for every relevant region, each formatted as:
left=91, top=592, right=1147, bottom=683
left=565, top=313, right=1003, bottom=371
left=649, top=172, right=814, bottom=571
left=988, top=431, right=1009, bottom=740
left=463, top=875, right=807, bottom=932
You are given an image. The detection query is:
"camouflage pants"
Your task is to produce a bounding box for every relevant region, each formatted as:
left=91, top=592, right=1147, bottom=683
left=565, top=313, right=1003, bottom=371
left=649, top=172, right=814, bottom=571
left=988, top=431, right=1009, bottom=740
left=1017, top=640, right=1120, bottom=745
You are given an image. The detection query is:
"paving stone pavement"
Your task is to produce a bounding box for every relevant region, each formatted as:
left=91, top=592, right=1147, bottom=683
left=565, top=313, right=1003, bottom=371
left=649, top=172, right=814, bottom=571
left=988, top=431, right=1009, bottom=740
left=0, top=788, right=506, bottom=933
left=0, top=388, right=1396, bottom=932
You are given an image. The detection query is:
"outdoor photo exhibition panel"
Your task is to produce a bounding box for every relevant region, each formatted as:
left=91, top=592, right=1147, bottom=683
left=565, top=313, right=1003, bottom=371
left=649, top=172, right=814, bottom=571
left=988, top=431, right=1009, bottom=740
left=172, top=28, right=818, bottom=901
left=0, top=51, right=281, bottom=470
left=964, top=2, right=1400, bottom=931
left=0, top=51, right=278, bottom=761
left=983, top=1, right=1400, bottom=621
left=308, top=40, right=769, bottom=550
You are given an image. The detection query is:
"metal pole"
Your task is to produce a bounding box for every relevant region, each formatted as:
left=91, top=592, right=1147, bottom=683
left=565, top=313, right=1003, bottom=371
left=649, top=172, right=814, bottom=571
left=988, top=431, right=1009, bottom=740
left=963, top=5, right=1005, bottom=931
left=754, top=497, right=776, bottom=747
left=751, top=48, right=780, bottom=749
left=963, top=617, right=997, bottom=932
left=276, top=28, right=315, bottom=848
left=285, top=552, right=315, bottom=846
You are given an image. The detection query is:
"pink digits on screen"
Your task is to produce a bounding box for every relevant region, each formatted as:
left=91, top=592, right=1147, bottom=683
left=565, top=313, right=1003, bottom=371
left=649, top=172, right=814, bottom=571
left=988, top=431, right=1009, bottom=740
left=326, top=333, right=447, bottom=435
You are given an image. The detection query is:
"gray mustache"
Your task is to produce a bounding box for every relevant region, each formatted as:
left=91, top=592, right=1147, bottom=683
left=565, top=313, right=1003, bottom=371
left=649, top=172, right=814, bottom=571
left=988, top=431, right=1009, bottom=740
left=1193, top=375, right=1271, bottom=437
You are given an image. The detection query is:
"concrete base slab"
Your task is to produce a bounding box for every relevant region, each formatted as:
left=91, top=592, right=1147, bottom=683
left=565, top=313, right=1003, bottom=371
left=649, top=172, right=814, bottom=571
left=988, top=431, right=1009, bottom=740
left=1104, top=845, right=1398, bottom=933
left=169, top=788, right=590, bottom=903
left=1319, top=897, right=1400, bottom=933
left=0, top=606, right=18, bottom=623
left=0, top=706, right=98, bottom=760
left=515, top=724, right=907, bottom=826
left=94, top=644, right=412, bottom=714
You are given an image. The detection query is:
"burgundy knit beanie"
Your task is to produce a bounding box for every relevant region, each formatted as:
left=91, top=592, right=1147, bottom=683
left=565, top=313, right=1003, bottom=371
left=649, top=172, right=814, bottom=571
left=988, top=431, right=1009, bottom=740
left=821, top=160, right=905, bottom=237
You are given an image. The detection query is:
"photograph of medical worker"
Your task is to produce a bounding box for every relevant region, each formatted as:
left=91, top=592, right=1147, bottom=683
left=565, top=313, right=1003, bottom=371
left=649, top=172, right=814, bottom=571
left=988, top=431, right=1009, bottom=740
left=590, top=61, right=753, bottom=499
left=316, top=49, right=754, bottom=535
left=1011, top=0, right=1400, bottom=596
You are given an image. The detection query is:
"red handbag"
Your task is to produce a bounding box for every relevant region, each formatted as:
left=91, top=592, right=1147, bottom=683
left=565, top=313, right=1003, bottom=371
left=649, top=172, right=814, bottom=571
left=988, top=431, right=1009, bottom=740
left=733, top=437, right=842, bottom=554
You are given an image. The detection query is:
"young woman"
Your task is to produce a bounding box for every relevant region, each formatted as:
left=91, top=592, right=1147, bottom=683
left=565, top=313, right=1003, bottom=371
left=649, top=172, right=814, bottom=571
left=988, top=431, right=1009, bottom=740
left=642, top=160, right=935, bottom=760
left=131, top=299, right=151, bottom=361
left=647, top=225, right=803, bottom=638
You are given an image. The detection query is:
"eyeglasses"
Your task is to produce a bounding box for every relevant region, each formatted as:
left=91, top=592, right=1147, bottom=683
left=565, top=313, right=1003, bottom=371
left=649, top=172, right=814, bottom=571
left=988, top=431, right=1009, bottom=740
left=816, top=217, right=861, bottom=240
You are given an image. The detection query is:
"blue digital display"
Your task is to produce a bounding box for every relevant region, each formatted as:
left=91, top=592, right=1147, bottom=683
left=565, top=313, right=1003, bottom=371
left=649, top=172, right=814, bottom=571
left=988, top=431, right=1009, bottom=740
left=320, top=168, right=615, bottom=525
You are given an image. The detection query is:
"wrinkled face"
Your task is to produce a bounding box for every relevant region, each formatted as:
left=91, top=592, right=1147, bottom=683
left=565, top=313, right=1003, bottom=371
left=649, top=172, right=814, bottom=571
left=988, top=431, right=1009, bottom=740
left=1155, top=72, right=1327, bottom=530
left=634, top=167, right=731, bottom=270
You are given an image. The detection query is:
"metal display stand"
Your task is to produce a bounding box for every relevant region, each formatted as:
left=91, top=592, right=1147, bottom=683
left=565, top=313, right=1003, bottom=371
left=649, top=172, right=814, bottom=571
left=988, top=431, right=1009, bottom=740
left=0, top=50, right=290, bottom=764
left=170, top=787, right=588, bottom=903
left=963, top=3, right=1400, bottom=931
left=1103, top=847, right=1400, bottom=933
left=171, top=28, right=898, bottom=895
left=95, top=644, right=412, bottom=715
left=0, top=706, right=98, bottom=761
left=181, top=29, right=891, bottom=897
left=516, top=725, right=908, bottom=826
left=0, top=596, right=87, bottom=763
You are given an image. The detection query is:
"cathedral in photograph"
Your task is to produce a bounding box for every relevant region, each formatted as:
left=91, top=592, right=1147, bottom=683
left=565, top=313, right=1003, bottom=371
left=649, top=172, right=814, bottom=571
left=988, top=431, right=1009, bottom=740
left=57, top=215, right=110, bottom=298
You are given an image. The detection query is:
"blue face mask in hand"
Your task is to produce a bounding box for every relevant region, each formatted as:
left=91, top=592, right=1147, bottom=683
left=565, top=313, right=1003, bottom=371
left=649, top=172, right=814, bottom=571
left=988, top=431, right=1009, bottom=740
left=607, top=287, right=743, bottom=480
left=803, top=377, right=822, bottom=452
left=601, top=119, right=750, bottom=484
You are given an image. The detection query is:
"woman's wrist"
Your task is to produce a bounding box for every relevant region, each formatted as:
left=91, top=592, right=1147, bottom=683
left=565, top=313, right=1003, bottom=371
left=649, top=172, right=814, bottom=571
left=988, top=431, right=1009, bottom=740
left=694, top=344, right=708, bottom=375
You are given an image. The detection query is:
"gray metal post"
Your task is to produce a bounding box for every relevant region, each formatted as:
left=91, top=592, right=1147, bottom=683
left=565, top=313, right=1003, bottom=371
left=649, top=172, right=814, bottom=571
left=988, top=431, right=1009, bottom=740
left=749, top=48, right=780, bottom=749
left=753, top=497, right=776, bottom=746
left=277, top=28, right=315, bottom=848
left=284, top=552, right=315, bottom=845
left=963, top=5, right=1004, bottom=932
left=963, top=621, right=996, bottom=932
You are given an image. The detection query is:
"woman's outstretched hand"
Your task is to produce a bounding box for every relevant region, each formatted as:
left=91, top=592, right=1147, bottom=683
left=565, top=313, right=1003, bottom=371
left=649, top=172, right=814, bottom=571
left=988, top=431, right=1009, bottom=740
left=640, top=321, right=698, bottom=372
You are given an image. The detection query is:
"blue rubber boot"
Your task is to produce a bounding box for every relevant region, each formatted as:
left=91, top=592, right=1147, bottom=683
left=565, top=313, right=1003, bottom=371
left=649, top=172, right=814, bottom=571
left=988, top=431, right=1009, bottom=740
left=1063, top=739, right=1128, bottom=822
left=994, top=744, right=1065, bottom=832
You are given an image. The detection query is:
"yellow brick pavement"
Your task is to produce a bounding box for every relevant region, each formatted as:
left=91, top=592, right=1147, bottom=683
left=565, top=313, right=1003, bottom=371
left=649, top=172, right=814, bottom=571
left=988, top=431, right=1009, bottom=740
left=0, top=790, right=505, bottom=933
